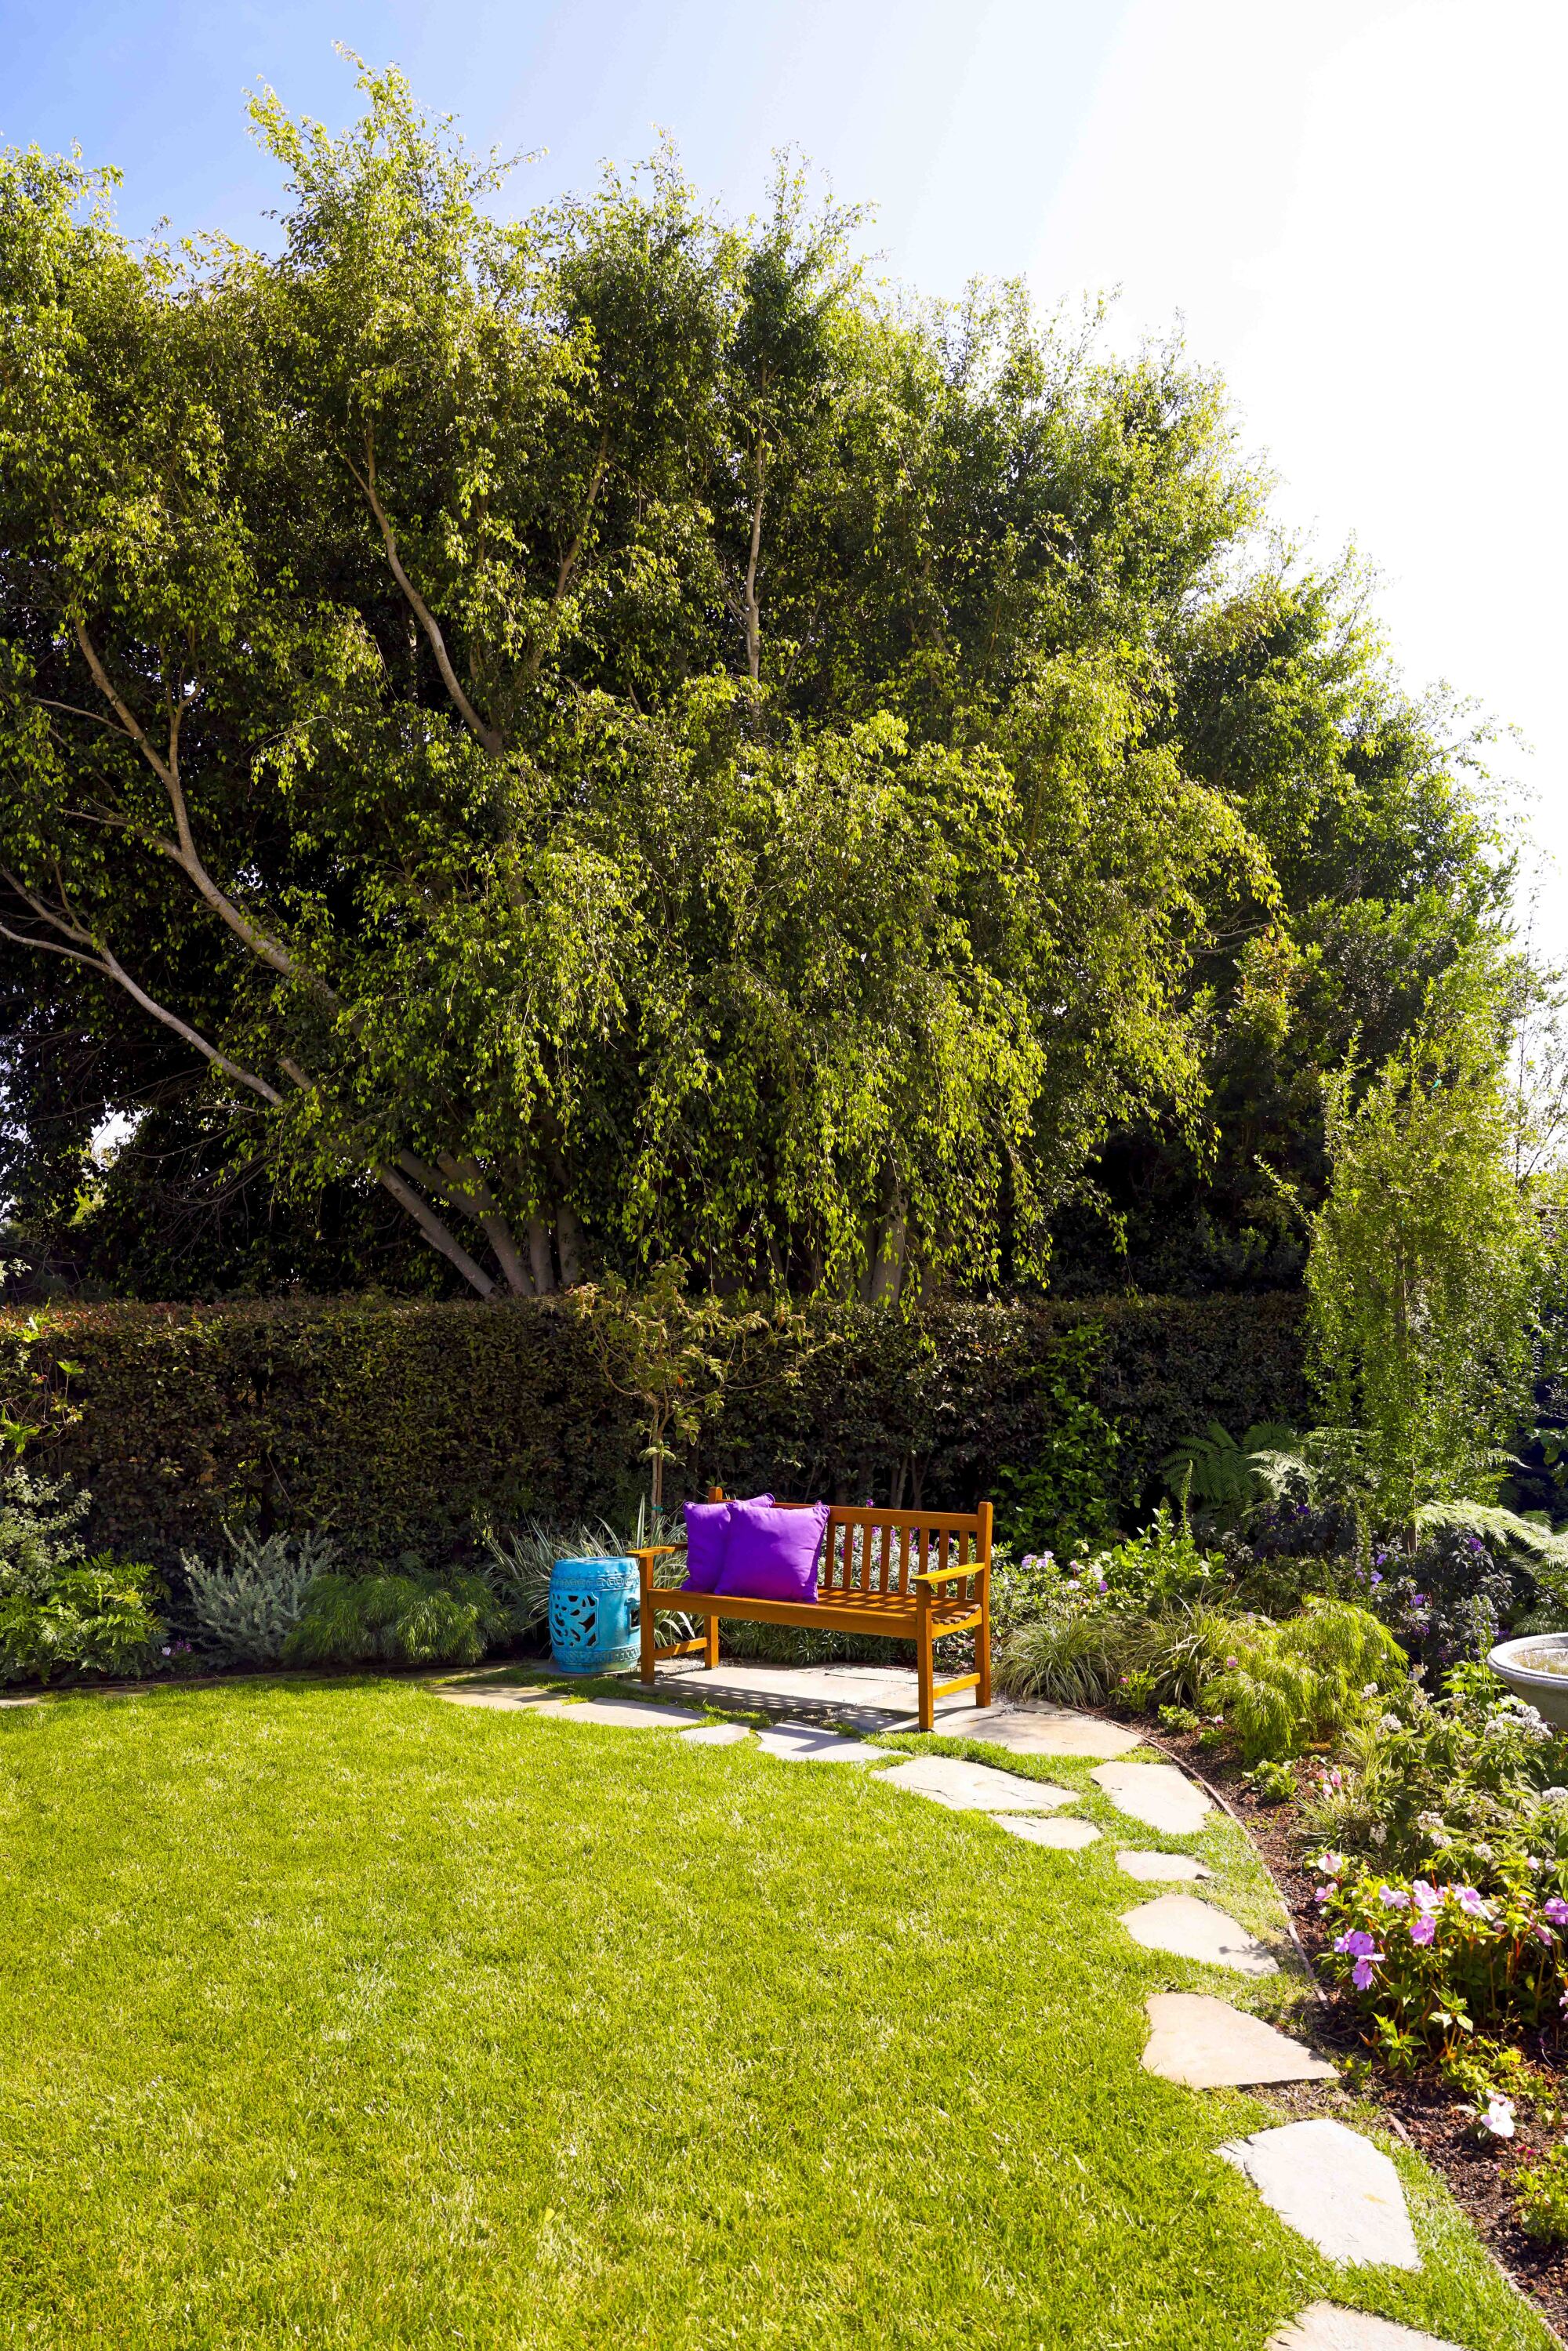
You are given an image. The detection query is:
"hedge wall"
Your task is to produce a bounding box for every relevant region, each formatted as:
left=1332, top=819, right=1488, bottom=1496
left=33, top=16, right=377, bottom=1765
left=0, top=1292, right=1307, bottom=1566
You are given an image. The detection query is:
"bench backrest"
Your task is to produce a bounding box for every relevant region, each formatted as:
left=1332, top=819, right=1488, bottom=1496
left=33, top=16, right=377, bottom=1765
left=706, top=1492, right=992, bottom=1601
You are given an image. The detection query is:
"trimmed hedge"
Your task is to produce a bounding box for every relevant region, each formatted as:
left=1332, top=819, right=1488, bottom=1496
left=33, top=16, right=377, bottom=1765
left=0, top=1292, right=1307, bottom=1566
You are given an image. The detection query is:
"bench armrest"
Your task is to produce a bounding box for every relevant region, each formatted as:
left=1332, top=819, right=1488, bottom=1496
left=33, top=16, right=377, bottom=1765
left=914, top=1560, right=989, bottom=1589
left=631, top=1544, right=681, bottom=1567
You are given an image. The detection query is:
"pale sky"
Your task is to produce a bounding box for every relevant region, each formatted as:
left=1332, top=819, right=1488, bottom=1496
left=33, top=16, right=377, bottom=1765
left=5, top=0, right=1563, bottom=954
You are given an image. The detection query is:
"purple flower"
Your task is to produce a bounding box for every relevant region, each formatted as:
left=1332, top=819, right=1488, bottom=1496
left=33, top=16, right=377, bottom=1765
left=1455, top=1887, right=1489, bottom=1919
left=1225, top=1655, right=1238, bottom=1670
left=1377, top=1886, right=1410, bottom=1909
left=1544, top=1897, right=1568, bottom=1927
left=1535, top=1925, right=1555, bottom=1946
left=1314, top=1884, right=1337, bottom=1905
left=1370, top=1572, right=1382, bottom=1587
left=1411, top=1879, right=1441, bottom=1913
left=1334, top=1929, right=1378, bottom=1957
left=1351, top=1954, right=1381, bottom=1990
left=1410, top=1913, right=1436, bottom=1946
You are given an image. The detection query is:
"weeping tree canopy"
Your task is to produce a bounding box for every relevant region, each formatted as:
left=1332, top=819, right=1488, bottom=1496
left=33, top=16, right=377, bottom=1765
left=0, top=64, right=1519, bottom=1302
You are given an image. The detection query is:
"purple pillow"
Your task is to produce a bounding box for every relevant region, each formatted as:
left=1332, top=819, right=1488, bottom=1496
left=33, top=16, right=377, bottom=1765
left=682, top=1495, right=772, bottom=1592
left=715, top=1500, right=829, bottom=1605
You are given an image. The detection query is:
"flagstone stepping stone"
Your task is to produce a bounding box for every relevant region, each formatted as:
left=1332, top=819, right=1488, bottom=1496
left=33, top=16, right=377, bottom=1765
left=680, top=1721, right=750, bottom=1747
left=529, top=1696, right=706, bottom=1729
left=959, top=1703, right=1145, bottom=1760
left=1121, top=1894, right=1277, bottom=1976
left=1260, top=2304, right=1457, bottom=2342
left=993, top=1814, right=1101, bottom=1850
left=876, top=1755, right=1076, bottom=1812
left=1116, top=1849, right=1212, bottom=1883
left=1218, top=2118, right=1420, bottom=2269
left=435, top=1683, right=562, bottom=1711
left=1143, top=1994, right=1335, bottom=2088
left=1268, top=2306, right=1461, bottom=2350
left=754, top=1721, right=893, bottom=1763
left=1091, top=1760, right=1212, bottom=1836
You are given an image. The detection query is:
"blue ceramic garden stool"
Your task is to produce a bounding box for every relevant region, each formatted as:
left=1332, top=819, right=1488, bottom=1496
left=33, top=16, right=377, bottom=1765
left=548, top=1555, right=640, bottom=1675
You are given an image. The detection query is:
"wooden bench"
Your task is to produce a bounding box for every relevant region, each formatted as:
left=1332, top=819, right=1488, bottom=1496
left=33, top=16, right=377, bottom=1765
left=632, top=1492, right=993, bottom=1732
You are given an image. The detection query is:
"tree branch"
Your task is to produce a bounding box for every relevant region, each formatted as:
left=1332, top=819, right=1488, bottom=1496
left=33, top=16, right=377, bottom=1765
left=373, top=1163, right=499, bottom=1297
left=347, top=434, right=503, bottom=756
left=526, top=426, right=610, bottom=681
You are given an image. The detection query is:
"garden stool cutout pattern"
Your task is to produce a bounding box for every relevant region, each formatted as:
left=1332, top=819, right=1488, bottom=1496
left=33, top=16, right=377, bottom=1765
left=549, top=1556, right=640, bottom=1675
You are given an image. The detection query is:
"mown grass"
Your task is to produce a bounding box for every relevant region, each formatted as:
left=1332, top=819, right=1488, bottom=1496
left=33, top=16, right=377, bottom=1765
left=0, top=1678, right=1553, bottom=2349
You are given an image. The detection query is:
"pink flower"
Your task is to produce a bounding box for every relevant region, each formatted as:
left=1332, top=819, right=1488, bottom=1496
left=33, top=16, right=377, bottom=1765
left=1454, top=1887, right=1490, bottom=1920
left=1544, top=1897, right=1568, bottom=1927
left=1225, top=1655, right=1238, bottom=1669
left=1377, top=1887, right=1410, bottom=1909
left=1352, top=1954, right=1381, bottom=1990
left=1410, top=1913, right=1436, bottom=1947
left=1314, top=1884, right=1337, bottom=1905
left=1411, top=1879, right=1442, bottom=1914
left=1535, top=1925, right=1555, bottom=1946
left=1334, top=1929, right=1378, bottom=1958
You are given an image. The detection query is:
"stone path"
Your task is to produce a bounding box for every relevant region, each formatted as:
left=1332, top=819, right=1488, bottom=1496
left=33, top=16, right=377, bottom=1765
left=874, top=1754, right=1076, bottom=1812
left=649, top=1659, right=1145, bottom=1753
left=1219, top=2118, right=1421, bottom=2269
left=1121, top=1892, right=1278, bottom=1977
left=1268, top=2308, right=1462, bottom=2350
left=1143, top=1994, right=1336, bottom=2088
left=1116, top=1849, right=1212, bottom=1882
left=753, top=1721, right=895, bottom=1764
left=1090, top=1759, right=1212, bottom=1836
left=993, top=1814, right=1101, bottom=1850
left=432, top=1667, right=1501, bottom=2333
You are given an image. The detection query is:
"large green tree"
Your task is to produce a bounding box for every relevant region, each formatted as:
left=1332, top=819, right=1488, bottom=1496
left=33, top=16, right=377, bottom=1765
left=0, top=65, right=1516, bottom=1304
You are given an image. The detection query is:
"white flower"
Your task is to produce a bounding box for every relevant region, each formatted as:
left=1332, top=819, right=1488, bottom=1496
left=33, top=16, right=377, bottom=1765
left=1370, top=1823, right=1388, bottom=1847
left=1480, top=2096, right=1516, bottom=2140
left=1380, top=1712, right=1403, bottom=1732
left=1361, top=1682, right=1378, bottom=1698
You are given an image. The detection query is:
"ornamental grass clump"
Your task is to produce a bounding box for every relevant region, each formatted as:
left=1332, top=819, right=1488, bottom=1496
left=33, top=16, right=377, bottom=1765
left=1316, top=1862, right=1568, bottom=2064
left=283, top=1572, right=505, bottom=1668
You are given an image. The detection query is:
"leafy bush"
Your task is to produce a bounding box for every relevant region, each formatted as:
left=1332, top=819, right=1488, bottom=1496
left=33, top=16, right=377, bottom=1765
left=0, top=1291, right=1308, bottom=1564
left=0, top=1558, right=163, bottom=1684
left=1315, top=1863, right=1568, bottom=2063
left=1513, top=2146, right=1568, bottom=2248
left=1205, top=1598, right=1409, bottom=1764
left=283, top=1572, right=506, bottom=1668
left=0, top=1464, right=162, bottom=1683
left=180, top=1525, right=337, bottom=1667
left=1159, top=1420, right=1302, bottom=1525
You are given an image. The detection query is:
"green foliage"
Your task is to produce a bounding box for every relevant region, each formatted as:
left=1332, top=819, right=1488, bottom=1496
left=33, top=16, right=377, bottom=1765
left=1158, top=1421, right=1302, bottom=1522
left=0, top=1290, right=1307, bottom=1564
left=1305, top=981, right=1541, bottom=1533
left=478, top=1515, right=630, bottom=1638
left=0, top=1461, right=162, bottom=1682
left=1206, top=1598, right=1408, bottom=1763
left=282, top=1571, right=504, bottom=1667
left=1247, top=1758, right=1298, bottom=1805
left=1300, top=1671, right=1568, bottom=1891
left=1316, top=1866, right=1568, bottom=2053
left=991, top=1326, right=1120, bottom=1556
left=994, top=1608, right=1131, bottom=1710
left=1513, top=2146, right=1568, bottom=2248
left=179, top=1524, right=338, bottom=1667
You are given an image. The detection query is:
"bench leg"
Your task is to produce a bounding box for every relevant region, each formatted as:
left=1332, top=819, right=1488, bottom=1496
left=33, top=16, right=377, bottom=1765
left=978, top=1576, right=992, bottom=1709
left=639, top=1571, right=655, bottom=1687
left=916, top=1596, right=935, bottom=1732
left=703, top=1612, right=720, bottom=1670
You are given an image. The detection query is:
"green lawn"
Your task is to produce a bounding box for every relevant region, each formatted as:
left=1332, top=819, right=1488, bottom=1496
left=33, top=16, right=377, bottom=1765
left=0, top=1679, right=1553, bottom=2349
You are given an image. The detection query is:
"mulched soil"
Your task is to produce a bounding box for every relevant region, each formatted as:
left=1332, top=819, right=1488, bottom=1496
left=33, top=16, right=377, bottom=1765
left=1137, top=1719, right=1568, bottom=2343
